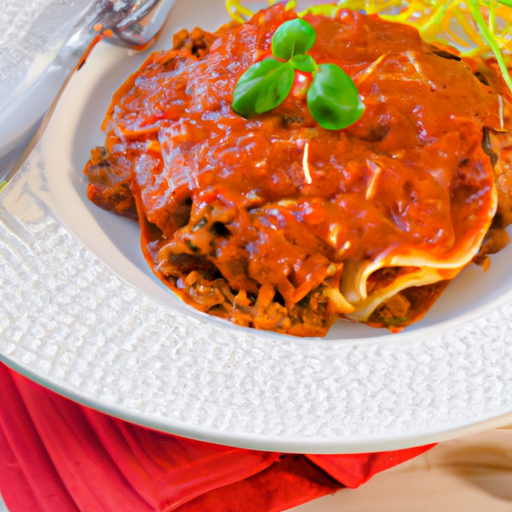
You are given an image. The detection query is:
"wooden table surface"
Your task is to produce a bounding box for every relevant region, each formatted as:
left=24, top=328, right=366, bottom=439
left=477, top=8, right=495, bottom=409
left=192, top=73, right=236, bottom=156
left=292, top=427, right=512, bottom=511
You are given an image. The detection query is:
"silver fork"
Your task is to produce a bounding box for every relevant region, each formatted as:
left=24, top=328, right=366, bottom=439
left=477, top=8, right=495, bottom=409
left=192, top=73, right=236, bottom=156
left=0, top=0, right=176, bottom=191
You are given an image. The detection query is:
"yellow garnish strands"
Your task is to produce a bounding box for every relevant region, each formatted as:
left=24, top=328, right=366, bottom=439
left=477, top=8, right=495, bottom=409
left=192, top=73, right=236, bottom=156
left=225, top=0, right=512, bottom=94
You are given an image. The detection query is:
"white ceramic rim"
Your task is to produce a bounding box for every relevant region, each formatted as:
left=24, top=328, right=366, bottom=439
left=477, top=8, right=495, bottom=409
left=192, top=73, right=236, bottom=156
left=2, top=0, right=512, bottom=454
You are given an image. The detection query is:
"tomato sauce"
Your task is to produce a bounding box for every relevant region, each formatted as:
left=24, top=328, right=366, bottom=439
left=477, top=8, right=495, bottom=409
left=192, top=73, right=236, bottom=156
left=84, top=5, right=510, bottom=336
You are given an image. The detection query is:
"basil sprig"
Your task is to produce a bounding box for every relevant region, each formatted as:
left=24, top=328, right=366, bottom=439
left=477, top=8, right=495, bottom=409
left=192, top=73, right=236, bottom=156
left=232, top=18, right=365, bottom=130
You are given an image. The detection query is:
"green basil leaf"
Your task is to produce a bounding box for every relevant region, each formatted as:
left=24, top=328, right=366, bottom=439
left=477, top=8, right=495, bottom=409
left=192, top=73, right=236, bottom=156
left=272, top=19, right=316, bottom=61
left=233, top=58, right=295, bottom=118
left=290, top=54, right=316, bottom=73
left=307, top=63, right=365, bottom=130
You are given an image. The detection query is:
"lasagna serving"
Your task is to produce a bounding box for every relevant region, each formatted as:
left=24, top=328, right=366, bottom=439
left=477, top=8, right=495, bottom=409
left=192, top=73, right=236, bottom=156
left=84, top=5, right=512, bottom=337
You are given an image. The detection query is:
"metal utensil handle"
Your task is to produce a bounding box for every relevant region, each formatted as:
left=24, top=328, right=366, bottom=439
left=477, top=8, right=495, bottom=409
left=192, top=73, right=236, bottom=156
left=0, top=0, right=175, bottom=190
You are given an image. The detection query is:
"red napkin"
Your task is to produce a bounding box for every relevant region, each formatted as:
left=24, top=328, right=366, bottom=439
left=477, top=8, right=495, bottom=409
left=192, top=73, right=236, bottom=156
left=0, top=363, right=433, bottom=511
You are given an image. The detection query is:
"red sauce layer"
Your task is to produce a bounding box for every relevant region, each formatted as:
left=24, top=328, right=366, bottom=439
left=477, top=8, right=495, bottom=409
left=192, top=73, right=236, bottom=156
left=85, top=6, right=509, bottom=336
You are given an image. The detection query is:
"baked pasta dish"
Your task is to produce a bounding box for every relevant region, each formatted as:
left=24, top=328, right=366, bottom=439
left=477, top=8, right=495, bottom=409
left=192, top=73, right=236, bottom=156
left=84, top=3, right=512, bottom=337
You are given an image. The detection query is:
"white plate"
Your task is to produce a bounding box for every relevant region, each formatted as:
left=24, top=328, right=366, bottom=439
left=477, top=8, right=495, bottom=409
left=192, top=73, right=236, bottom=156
left=2, top=0, right=512, bottom=453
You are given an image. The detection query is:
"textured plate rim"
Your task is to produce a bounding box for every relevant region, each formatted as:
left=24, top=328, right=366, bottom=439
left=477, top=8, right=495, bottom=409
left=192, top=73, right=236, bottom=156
left=2, top=0, right=512, bottom=454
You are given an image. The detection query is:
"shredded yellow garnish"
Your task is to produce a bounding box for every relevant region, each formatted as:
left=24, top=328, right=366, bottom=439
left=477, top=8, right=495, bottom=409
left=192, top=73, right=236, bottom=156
left=225, top=0, right=512, bottom=93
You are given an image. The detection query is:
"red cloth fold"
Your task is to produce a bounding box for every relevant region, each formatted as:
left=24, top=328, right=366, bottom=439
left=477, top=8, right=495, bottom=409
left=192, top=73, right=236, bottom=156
left=0, top=364, right=433, bottom=511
